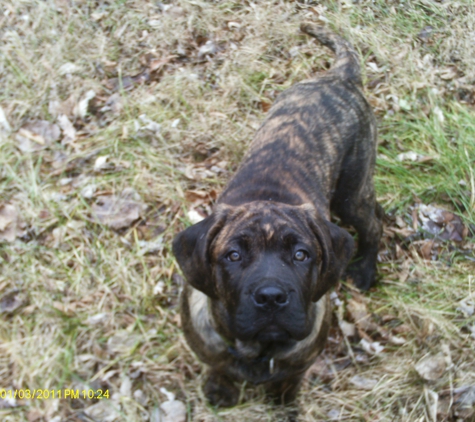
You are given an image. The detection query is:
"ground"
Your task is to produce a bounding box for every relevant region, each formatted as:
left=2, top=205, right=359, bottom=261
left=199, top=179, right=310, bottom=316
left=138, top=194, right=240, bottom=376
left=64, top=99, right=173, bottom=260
left=1, top=1, right=475, bottom=421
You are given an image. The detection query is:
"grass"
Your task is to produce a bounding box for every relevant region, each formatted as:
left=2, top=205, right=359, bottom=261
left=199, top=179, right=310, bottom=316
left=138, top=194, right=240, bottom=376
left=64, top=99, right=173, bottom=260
left=377, top=102, right=475, bottom=218
left=1, top=0, right=475, bottom=421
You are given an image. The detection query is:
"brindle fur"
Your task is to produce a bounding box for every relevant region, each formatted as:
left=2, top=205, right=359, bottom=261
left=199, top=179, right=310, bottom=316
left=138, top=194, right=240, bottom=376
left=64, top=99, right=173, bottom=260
left=173, top=23, right=383, bottom=407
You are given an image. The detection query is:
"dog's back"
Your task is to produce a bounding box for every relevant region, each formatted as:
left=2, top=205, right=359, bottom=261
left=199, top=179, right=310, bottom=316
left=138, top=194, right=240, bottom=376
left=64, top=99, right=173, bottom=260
left=220, top=24, right=376, bottom=220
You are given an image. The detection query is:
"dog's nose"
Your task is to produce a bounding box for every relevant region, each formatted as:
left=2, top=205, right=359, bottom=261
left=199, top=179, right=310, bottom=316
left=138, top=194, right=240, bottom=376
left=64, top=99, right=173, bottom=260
left=253, top=286, right=288, bottom=308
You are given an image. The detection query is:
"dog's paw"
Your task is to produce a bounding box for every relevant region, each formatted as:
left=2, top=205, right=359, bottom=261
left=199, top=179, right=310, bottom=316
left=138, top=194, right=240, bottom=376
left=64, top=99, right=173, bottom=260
left=204, top=373, right=239, bottom=408
left=346, top=260, right=377, bottom=291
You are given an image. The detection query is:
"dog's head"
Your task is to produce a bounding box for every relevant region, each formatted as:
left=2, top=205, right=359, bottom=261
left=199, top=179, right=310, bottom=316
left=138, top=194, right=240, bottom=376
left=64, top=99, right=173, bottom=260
left=173, top=201, right=353, bottom=345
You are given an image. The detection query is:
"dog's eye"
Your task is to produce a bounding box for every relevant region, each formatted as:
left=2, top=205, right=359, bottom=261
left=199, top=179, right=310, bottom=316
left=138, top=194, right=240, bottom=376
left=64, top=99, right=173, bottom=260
left=227, top=251, right=241, bottom=262
left=293, top=250, right=309, bottom=261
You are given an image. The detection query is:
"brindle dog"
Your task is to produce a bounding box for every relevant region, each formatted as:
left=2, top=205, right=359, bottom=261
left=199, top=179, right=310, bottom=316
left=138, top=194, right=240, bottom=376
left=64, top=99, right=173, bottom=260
left=173, top=23, right=383, bottom=407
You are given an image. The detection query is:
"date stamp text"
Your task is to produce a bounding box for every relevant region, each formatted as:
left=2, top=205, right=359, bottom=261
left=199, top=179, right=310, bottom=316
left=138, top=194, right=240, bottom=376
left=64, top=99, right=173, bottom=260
left=0, top=389, right=110, bottom=400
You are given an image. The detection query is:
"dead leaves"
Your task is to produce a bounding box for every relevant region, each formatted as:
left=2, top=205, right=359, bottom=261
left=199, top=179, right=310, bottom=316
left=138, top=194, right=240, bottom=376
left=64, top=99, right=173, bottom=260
left=104, top=70, right=151, bottom=92
left=346, top=298, right=376, bottom=333
left=90, top=188, right=147, bottom=230
left=0, top=290, right=26, bottom=315
left=0, top=106, right=12, bottom=136
left=334, top=290, right=412, bottom=363
left=14, top=115, right=78, bottom=153
left=415, top=353, right=448, bottom=381
left=155, top=388, right=187, bottom=422
left=396, top=151, right=439, bottom=163
left=57, top=114, right=77, bottom=144
left=15, top=120, right=60, bottom=152
left=0, top=203, right=24, bottom=242
left=457, top=294, right=475, bottom=317
left=349, top=375, right=378, bottom=390
left=418, top=204, right=467, bottom=242
left=381, top=202, right=471, bottom=266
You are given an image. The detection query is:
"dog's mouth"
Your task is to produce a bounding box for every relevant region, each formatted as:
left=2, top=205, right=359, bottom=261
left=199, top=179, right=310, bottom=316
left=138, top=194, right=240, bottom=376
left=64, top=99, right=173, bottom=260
left=255, top=324, right=291, bottom=343
left=234, top=309, right=311, bottom=343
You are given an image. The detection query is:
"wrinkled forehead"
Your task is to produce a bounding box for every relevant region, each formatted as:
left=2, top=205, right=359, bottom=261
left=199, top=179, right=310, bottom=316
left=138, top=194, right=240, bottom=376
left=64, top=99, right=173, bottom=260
left=213, top=202, right=313, bottom=251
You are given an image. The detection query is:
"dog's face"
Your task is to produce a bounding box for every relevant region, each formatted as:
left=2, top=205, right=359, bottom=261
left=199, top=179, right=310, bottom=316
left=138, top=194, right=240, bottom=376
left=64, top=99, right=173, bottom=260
left=173, top=201, right=353, bottom=346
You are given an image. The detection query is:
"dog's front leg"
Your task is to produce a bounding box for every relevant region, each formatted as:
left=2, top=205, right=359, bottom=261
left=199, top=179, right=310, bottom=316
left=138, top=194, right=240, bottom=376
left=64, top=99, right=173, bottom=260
left=264, top=372, right=305, bottom=405
left=203, top=369, right=239, bottom=408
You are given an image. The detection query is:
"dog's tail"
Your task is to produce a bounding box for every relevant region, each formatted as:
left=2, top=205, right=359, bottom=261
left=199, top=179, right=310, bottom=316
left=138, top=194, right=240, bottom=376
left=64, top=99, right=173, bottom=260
left=300, top=23, right=362, bottom=86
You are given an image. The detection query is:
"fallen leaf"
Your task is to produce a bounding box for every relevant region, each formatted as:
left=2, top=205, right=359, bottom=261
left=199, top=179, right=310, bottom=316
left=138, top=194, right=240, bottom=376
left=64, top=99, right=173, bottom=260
left=347, top=298, right=373, bottom=331
left=396, top=151, right=438, bottom=163
left=0, top=106, right=12, bottom=134
left=120, top=376, right=132, bottom=398
left=52, top=92, right=80, bottom=118
left=327, top=409, right=341, bottom=420
left=154, top=281, right=166, bottom=296
left=350, top=375, right=378, bottom=390
left=107, top=331, right=140, bottom=354
left=160, top=4, right=185, bottom=16
left=134, top=389, right=147, bottom=406
left=81, top=184, right=97, bottom=199
left=52, top=301, right=75, bottom=316
left=439, top=67, right=457, bottom=80
left=424, top=388, right=438, bottom=422
left=91, top=10, right=107, bottom=21
left=148, top=19, right=161, bottom=29
left=260, top=100, right=272, bottom=112
left=457, top=296, right=474, bottom=317
left=184, top=189, right=217, bottom=208
left=15, top=120, right=60, bottom=152
left=137, top=239, right=163, bottom=255
left=160, top=387, right=175, bottom=402
left=0, top=204, right=20, bottom=242
left=76, top=89, right=96, bottom=119
left=91, top=188, right=147, bottom=230
left=26, top=408, right=43, bottom=422
left=0, top=397, right=18, bottom=409
left=418, top=204, right=466, bottom=242
left=359, top=339, right=384, bottom=355
left=187, top=209, right=205, bottom=224
left=183, top=164, right=215, bottom=181
left=418, top=26, right=434, bottom=43
left=94, top=155, right=109, bottom=171
left=58, top=114, right=76, bottom=144
left=58, top=62, right=81, bottom=75
left=100, top=93, right=123, bottom=115
left=457, top=386, right=475, bottom=408
left=84, top=401, right=120, bottom=422
left=138, top=114, right=161, bottom=134
left=389, top=335, right=406, bottom=345
left=0, top=290, right=26, bottom=314
left=393, top=323, right=412, bottom=335
left=398, top=98, right=411, bottom=111
left=149, top=55, right=176, bottom=72
left=159, top=400, right=187, bottom=422
left=415, top=354, right=447, bottom=381
left=419, top=239, right=435, bottom=260
left=86, top=313, right=109, bottom=325
left=339, top=320, right=356, bottom=337
left=432, top=106, right=444, bottom=124
left=105, top=70, right=150, bottom=91
left=198, top=40, right=217, bottom=58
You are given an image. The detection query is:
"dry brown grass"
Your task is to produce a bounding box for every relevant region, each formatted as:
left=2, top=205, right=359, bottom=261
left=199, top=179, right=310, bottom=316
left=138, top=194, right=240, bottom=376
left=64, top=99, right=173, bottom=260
left=1, top=1, right=475, bottom=421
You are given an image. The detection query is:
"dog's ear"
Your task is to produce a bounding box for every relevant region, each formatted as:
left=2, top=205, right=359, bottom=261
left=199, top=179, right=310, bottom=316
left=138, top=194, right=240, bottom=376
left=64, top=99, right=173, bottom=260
left=300, top=205, right=354, bottom=302
left=172, top=206, right=229, bottom=299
